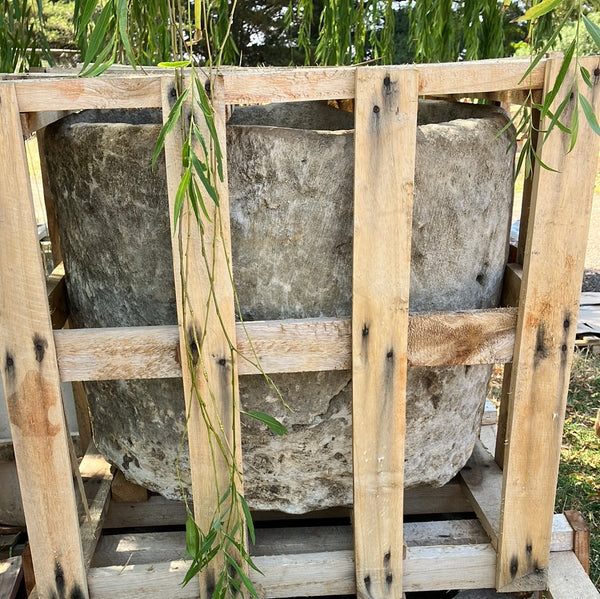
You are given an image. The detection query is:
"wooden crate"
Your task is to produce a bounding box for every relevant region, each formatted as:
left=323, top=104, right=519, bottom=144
left=1, top=56, right=600, bottom=598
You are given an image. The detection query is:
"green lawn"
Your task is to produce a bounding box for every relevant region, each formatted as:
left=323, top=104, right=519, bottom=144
left=556, top=350, right=600, bottom=589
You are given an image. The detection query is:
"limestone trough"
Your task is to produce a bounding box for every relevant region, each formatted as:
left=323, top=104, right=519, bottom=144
left=43, top=100, right=515, bottom=513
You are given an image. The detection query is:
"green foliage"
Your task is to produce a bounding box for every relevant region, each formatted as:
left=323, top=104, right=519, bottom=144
left=556, top=351, right=600, bottom=588
left=0, top=0, right=51, bottom=72
left=42, top=0, right=77, bottom=49
left=408, top=0, right=509, bottom=63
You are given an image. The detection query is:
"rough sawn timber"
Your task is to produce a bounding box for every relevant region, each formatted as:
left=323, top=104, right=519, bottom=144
left=351, top=67, right=418, bottom=599
left=496, top=55, right=600, bottom=592
left=161, top=74, right=246, bottom=597
left=9, top=57, right=547, bottom=114
left=0, top=83, right=89, bottom=598
left=51, top=308, right=518, bottom=382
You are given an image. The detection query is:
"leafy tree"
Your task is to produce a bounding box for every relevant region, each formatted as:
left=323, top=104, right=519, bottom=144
left=1, top=0, right=50, bottom=72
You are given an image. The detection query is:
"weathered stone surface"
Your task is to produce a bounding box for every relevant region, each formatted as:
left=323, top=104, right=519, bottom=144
left=42, top=100, right=515, bottom=513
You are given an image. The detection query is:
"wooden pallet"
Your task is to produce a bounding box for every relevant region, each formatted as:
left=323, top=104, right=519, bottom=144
left=1, top=56, right=600, bottom=598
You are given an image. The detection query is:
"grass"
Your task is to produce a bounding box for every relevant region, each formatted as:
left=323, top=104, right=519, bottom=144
left=556, top=350, right=600, bottom=589
left=487, top=351, right=600, bottom=590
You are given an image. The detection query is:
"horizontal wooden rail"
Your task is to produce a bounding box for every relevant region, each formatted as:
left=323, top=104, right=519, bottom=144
left=9, top=57, right=547, bottom=113
left=53, top=308, right=517, bottom=381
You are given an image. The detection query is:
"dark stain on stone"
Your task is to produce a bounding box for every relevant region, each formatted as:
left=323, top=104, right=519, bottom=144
left=33, top=334, right=48, bottom=363
left=431, top=395, right=441, bottom=410
left=122, top=454, right=134, bottom=470
left=510, top=555, right=519, bottom=578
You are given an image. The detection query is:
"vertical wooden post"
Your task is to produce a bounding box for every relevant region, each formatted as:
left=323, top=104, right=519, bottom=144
left=0, top=84, right=88, bottom=598
left=352, top=67, right=418, bottom=599
left=496, top=56, right=600, bottom=592
left=496, top=108, right=541, bottom=469
left=161, top=74, right=244, bottom=596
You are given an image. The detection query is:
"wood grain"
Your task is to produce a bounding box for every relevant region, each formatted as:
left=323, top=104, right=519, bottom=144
left=0, top=557, right=23, bottom=599
left=0, top=83, right=88, bottom=598
left=161, top=74, right=245, bottom=597
left=9, top=58, right=547, bottom=114
left=496, top=55, right=600, bottom=593
left=352, top=67, right=418, bottom=599
left=547, top=551, right=600, bottom=599
left=52, top=308, right=517, bottom=382
left=79, top=446, right=114, bottom=568
left=86, top=542, right=505, bottom=598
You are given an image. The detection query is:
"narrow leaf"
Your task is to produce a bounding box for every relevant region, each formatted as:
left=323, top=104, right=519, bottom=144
left=569, top=99, right=579, bottom=153
left=580, top=65, right=593, bottom=89
left=152, top=87, right=189, bottom=168
left=81, top=0, right=114, bottom=70
left=185, top=512, right=200, bottom=557
left=75, top=0, right=100, bottom=37
left=224, top=553, right=259, bottom=598
left=238, top=493, right=255, bottom=545
left=579, top=92, right=600, bottom=136
left=518, top=10, right=572, bottom=84
left=173, top=168, right=192, bottom=225
left=583, top=15, right=600, bottom=50
left=158, top=60, right=192, bottom=68
left=541, top=39, right=575, bottom=116
left=520, top=0, right=563, bottom=22
left=191, top=153, right=220, bottom=206
left=531, top=145, right=559, bottom=172
left=241, top=411, right=288, bottom=435
left=543, top=89, right=573, bottom=141
left=116, top=0, right=136, bottom=67
left=191, top=175, right=211, bottom=221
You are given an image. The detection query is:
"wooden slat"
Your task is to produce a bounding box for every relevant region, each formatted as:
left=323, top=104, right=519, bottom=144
left=13, top=76, right=162, bottom=112
left=8, top=58, right=548, bottom=113
left=102, top=480, right=473, bottom=530
left=496, top=55, right=600, bottom=593
left=0, top=557, right=23, bottom=599
left=52, top=308, right=517, bottom=382
left=460, top=441, right=574, bottom=554
left=161, top=74, right=244, bottom=597
left=564, top=510, right=591, bottom=575
left=93, top=519, right=495, bottom=568
left=0, top=83, right=88, bottom=597
left=79, top=446, right=114, bottom=568
left=86, top=543, right=503, bottom=598
left=501, top=263, right=523, bottom=309
left=459, top=441, right=503, bottom=549
left=220, top=58, right=546, bottom=103
left=46, top=263, right=68, bottom=329
left=547, top=551, right=600, bottom=599
left=407, top=308, right=516, bottom=367
left=352, top=67, right=418, bottom=599
left=20, top=110, right=73, bottom=136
